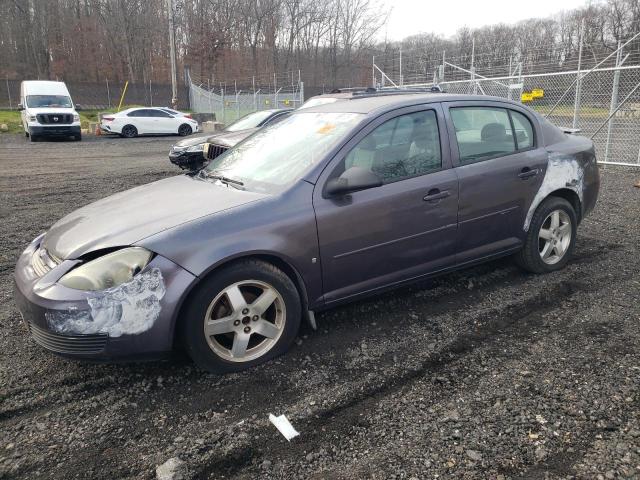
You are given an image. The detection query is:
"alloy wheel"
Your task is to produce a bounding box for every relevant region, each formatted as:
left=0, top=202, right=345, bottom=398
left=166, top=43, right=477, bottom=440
left=203, top=280, right=286, bottom=362
left=538, top=209, right=572, bottom=265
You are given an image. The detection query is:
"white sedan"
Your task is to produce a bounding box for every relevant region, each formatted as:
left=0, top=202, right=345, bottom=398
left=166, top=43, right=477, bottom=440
left=100, top=107, right=199, bottom=138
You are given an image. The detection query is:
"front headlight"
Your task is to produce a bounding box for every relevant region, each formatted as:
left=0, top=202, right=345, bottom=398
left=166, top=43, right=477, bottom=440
left=29, top=115, right=37, bottom=122
left=59, top=247, right=153, bottom=291
left=186, top=143, right=205, bottom=153
left=73, top=114, right=80, bottom=122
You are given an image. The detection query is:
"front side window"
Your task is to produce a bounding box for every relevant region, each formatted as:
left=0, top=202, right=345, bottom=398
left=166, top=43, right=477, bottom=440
left=202, top=112, right=363, bottom=193
left=26, top=95, right=72, bottom=108
left=150, top=109, right=172, bottom=118
left=450, top=107, right=516, bottom=164
left=339, top=110, right=442, bottom=184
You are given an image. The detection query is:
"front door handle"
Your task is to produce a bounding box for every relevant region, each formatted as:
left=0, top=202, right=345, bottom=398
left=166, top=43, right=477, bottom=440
left=423, top=189, right=450, bottom=202
left=518, top=167, right=539, bottom=179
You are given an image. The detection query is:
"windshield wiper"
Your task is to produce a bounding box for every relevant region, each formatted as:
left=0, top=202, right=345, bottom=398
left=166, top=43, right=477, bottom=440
left=201, top=171, right=245, bottom=187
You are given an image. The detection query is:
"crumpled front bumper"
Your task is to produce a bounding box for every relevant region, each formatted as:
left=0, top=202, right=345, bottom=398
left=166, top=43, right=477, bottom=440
left=13, top=234, right=196, bottom=360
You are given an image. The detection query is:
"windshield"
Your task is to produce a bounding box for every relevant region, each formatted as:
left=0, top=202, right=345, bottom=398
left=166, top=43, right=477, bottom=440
left=299, top=97, right=339, bottom=110
left=224, top=110, right=276, bottom=132
left=26, top=95, right=72, bottom=108
left=203, top=112, right=363, bottom=193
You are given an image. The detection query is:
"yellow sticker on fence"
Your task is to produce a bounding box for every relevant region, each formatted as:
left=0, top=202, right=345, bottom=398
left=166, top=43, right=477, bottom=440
left=284, top=99, right=291, bottom=106
left=521, top=93, right=534, bottom=102
left=264, top=99, right=271, bottom=105
left=532, top=89, right=544, bottom=98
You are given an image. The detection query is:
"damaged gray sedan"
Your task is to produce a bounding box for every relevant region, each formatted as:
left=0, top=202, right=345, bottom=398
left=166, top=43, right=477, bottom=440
left=14, top=91, right=599, bottom=373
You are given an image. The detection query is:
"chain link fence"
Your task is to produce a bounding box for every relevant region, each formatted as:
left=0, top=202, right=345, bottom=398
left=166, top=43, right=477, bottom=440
left=1, top=78, right=189, bottom=110
left=188, top=70, right=304, bottom=124
left=373, top=39, right=640, bottom=167
left=434, top=66, right=640, bottom=165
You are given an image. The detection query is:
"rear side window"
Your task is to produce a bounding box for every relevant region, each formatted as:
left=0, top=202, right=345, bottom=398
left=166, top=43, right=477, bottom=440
left=341, top=110, right=442, bottom=184
left=511, top=111, right=534, bottom=149
left=450, top=107, right=516, bottom=164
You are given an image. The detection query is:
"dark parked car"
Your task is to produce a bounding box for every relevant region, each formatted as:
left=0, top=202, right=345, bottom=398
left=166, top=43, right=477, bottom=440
left=14, top=91, right=599, bottom=373
left=169, top=108, right=292, bottom=170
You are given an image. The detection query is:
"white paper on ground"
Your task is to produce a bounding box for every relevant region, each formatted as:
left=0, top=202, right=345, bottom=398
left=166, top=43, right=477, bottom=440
left=268, top=413, right=300, bottom=441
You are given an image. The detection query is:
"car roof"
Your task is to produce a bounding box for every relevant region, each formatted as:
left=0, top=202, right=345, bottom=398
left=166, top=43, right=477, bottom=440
left=299, top=93, right=528, bottom=115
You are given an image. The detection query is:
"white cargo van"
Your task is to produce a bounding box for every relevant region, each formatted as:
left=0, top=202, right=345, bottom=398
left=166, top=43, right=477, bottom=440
left=19, top=81, right=82, bottom=141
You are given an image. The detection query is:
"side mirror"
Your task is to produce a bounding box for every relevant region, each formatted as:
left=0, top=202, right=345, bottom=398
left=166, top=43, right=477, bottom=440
left=17, top=103, right=24, bottom=111
left=75, top=104, right=83, bottom=111
left=325, top=166, right=382, bottom=196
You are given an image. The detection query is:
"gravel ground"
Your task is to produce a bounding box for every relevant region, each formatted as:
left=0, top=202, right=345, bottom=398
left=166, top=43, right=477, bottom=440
left=0, top=134, right=639, bottom=480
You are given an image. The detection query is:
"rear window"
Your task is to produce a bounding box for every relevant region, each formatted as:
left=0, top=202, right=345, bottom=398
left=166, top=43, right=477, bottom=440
left=450, top=107, right=516, bottom=164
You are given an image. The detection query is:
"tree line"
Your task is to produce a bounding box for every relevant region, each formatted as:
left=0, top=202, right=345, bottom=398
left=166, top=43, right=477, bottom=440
left=1, top=0, right=639, bottom=90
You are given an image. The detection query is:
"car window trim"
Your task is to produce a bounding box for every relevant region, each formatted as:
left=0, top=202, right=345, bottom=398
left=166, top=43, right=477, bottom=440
left=443, top=101, right=539, bottom=167
left=318, top=104, right=450, bottom=198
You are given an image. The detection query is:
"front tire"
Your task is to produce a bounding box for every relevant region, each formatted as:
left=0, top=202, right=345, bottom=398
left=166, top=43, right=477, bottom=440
left=182, top=260, right=302, bottom=374
left=515, top=196, right=577, bottom=273
left=178, top=124, right=192, bottom=136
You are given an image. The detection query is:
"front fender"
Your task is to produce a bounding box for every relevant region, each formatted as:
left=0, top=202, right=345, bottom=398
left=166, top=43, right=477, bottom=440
left=137, top=181, right=323, bottom=311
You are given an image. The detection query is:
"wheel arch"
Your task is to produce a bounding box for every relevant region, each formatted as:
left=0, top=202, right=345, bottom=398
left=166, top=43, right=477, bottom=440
left=170, top=252, right=310, bottom=349
left=547, top=188, right=582, bottom=224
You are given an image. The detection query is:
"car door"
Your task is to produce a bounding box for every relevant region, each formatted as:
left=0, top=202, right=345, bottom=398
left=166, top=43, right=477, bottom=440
left=151, top=109, right=179, bottom=133
left=443, top=101, right=548, bottom=264
left=313, top=104, right=459, bottom=304
left=127, top=109, right=151, bottom=134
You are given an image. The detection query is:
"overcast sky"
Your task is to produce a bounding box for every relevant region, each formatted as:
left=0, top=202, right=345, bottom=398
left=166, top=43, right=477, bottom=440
left=382, top=0, right=589, bottom=40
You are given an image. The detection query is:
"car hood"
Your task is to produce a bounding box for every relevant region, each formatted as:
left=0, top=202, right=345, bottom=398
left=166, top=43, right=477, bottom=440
left=42, top=175, right=268, bottom=260
left=207, top=128, right=257, bottom=147
left=172, top=134, right=212, bottom=148
left=26, top=107, right=77, bottom=115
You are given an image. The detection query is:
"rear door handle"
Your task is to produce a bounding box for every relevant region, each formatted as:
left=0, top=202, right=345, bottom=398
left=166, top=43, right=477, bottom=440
left=423, top=189, right=450, bottom=202
left=518, top=167, right=539, bottom=179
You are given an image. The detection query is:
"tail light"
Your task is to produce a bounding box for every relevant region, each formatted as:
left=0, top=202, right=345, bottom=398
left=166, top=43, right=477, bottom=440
left=103, top=117, right=114, bottom=122
left=184, top=114, right=192, bottom=119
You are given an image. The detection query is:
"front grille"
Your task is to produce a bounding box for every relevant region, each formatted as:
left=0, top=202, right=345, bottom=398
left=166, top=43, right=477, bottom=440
left=205, top=143, right=229, bottom=160
left=28, top=322, right=108, bottom=355
left=31, top=247, right=62, bottom=277
left=36, top=113, right=73, bottom=125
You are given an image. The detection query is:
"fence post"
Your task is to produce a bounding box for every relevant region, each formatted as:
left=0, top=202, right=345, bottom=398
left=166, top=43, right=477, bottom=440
left=605, top=41, right=622, bottom=162
left=399, top=48, right=403, bottom=87
left=300, top=81, right=304, bottom=105
left=6, top=76, right=12, bottom=109
left=221, top=88, right=225, bottom=124
left=236, top=90, right=241, bottom=121
left=573, top=19, right=585, bottom=129
left=106, top=78, right=111, bottom=109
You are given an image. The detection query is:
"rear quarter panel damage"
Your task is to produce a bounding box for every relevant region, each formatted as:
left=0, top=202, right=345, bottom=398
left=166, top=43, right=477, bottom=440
left=524, top=134, right=598, bottom=231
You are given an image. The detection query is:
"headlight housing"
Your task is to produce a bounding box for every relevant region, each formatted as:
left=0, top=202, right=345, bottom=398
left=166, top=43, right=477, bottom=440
left=186, top=143, right=205, bottom=153
left=73, top=114, right=80, bottom=122
left=29, top=115, right=37, bottom=122
left=59, top=247, right=153, bottom=291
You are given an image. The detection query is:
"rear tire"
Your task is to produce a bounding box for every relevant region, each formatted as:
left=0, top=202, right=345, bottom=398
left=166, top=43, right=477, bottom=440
left=178, top=124, right=192, bottom=136
left=73, top=134, right=82, bottom=141
left=121, top=125, right=138, bottom=138
left=182, top=260, right=302, bottom=374
left=515, top=196, right=577, bottom=274
left=29, top=133, right=38, bottom=142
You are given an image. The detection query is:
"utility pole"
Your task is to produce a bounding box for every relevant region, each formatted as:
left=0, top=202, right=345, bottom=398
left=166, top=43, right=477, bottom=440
left=167, top=0, right=178, bottom=108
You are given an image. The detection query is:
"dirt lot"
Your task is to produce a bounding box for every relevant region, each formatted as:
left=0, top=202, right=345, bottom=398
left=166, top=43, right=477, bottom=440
left=1, top=134, right=639, bottom=480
